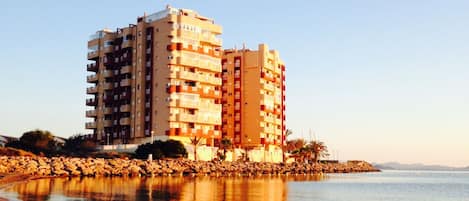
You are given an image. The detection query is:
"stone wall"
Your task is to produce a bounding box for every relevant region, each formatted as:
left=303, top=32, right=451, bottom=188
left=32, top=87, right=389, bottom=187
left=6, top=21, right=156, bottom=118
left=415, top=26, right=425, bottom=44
left=0, top=156, right=379, bottom=178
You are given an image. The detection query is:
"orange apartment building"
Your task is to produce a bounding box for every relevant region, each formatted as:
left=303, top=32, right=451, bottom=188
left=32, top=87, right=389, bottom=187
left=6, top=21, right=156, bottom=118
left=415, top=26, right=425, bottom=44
left=221, top=44, right=286, bottom=162
left=85, top=6, right=286, bottom=162
left=85, top=6, right=223, bottom=147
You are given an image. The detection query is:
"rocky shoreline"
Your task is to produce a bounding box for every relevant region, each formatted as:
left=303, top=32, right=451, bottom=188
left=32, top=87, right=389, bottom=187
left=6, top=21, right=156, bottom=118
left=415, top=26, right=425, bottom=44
left=0, top=156, right=379, bottom=178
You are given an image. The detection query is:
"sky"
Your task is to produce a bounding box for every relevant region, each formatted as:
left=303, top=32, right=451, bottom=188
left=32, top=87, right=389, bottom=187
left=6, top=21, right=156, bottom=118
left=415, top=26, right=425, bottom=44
left=0, top=0, right=468, bottom=167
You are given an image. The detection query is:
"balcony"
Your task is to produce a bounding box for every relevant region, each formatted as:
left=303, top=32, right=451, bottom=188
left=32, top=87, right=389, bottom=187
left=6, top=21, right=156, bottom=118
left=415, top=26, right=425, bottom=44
left=120, top=104, right=131, bottom=112
left=275, top=118, right=282, bottom=125
left=264, top=62, right=275, bottom=71
left=122, top=40, right=132, bottom=48
left=200, top=89, right=221, bottom=99
left=177, top=113, right=197, bottom=122
left=104, top=120, right=113, bottom=127
left=120, top=117, right=131, bottom=125
left=103, top=83, right=113, bottom=90
left=86, top=98, right=97, bottom=106
left=85, top=122, right=97, bottom=129
left=87, top=51, right=99, bottom=60
left=103, top=70, right=113, bottom=77
left=103, top=107, right=113, bottom=114
left=176, top=71, right=198, bottom=81
left=120, top=91, right=131, bottom=100
left=199, top=74, right=222, bottom=85
left=264, top=127, right=275, bottom=134
left=176, top=57, right=221, bottom=72
left=86, top=86, right=98, bottom=94
left=87, top=63, right=98, bottom=72
left=121, top=65, right=132, bottom=74
left=200, top=34, right=223, bottom=46
left=170, top=99, right=199, bottom=108
left=262, top=115, right=275, bottom=124
left=167, top=85, right=199, bottom=94
left=103, top=46, right=113, bottom=53
left=261, top=72, right=276, bottom=82
left=86, top=74, right=98, bottom=83
left=120, top=79, right=131, bottom=87
left=86, top=110, right=97, bottom=117
left=166, top=128, right=203, bottom=137
left=262, top=82, right=275, bottom=92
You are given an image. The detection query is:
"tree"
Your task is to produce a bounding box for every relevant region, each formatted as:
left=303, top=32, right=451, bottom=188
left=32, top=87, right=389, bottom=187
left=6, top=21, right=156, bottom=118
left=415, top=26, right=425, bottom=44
left=220, top=137, right=232, bottom=160
left=282, top=129, right=293, bottom=162
left=162, top=139, right=188, bottom=158
left=190, top=136, right=203, bottom=161
left=135, top=142, right=164, bottom=159
left=7, top=129, right=58, bottom=156
left=305, top=140, right=329, bottom=163
left=134, top=140, right=187, bottom=159
left=63, top=134, right=97, bottom=156
left=286, top=138, right=305, bottom=153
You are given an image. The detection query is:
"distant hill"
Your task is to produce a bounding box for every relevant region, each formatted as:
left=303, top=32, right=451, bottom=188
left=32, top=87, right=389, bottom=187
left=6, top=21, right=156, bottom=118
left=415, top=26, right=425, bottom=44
left=373, top=162, right=469, bottom=171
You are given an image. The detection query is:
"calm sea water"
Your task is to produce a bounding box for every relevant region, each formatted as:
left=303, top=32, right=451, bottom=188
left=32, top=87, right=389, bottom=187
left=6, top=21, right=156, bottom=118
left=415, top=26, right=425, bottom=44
left=0, top=170, right=468, bottom=201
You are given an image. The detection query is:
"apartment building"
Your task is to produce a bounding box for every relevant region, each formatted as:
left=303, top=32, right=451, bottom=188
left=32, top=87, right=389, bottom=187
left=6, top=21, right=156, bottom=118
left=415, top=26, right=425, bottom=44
left=221, top=44, right=286, bottom=162
left=86, top=6, right=223, bottom=146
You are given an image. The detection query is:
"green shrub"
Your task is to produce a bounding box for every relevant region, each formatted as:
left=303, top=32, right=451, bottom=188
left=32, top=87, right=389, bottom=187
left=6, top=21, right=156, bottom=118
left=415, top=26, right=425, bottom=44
left=6, top=129, right=59, bottom=156
left=63, top=135, right=97, bottom=156
left=135, top=140, right=187, bottom=159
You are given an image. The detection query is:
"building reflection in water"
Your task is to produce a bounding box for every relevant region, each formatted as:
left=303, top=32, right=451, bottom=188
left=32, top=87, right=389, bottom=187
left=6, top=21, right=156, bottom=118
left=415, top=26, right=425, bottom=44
left=5, top=174, right=325, bottom=201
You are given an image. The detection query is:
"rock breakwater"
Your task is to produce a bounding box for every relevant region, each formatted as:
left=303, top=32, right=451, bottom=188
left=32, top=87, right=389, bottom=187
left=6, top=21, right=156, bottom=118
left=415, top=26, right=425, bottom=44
left=0, top=156, right=379, bottom=178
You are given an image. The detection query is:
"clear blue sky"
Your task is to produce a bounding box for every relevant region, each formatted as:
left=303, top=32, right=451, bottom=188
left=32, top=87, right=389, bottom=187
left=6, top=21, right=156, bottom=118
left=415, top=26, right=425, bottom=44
left=1, top=0, right=468, bottom=166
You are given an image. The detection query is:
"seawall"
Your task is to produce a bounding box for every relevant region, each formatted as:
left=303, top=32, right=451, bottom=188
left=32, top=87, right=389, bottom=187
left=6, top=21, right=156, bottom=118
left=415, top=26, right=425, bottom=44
left=0, top=156, right=379, bottom=178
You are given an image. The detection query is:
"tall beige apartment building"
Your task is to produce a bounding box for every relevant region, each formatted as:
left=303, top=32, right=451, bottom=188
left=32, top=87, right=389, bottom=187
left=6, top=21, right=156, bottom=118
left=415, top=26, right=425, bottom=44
left=221, top=44, right=286, bottom=161
left=86, top=6, right=223, bottom=146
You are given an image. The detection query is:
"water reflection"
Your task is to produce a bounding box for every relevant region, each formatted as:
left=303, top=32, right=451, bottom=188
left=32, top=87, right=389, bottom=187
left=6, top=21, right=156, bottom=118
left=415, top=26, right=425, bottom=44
left=3, top=174, right=326, bottom=201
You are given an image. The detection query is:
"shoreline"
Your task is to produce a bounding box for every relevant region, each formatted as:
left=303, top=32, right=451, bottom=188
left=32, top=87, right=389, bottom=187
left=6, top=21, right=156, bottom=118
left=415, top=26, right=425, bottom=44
left=0, top=156, right=379, bottom=179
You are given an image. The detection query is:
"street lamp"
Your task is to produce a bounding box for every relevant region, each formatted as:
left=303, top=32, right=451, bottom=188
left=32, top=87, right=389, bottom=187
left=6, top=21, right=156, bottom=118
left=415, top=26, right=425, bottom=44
left=151, top=131, right=154, bottom=143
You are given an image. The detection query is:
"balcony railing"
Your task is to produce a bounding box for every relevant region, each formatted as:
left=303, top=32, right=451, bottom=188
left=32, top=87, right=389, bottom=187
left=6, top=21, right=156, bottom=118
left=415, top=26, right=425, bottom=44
left=120, top=117, right=131, bottom=125
left=87, top=51, right=99, bottom=59
left=120, top=79, right=131, bottom=87
left=122, top=40, right=132, bottom=48
left=86, top=110, right=97, bottom=117
left=121, top=65, right=132, bottom=74
left=120, top=104, right=131, bottom=112
left=85, top=122, right=97, bottom=129
left=86, top=98, right=96, bottom=106
left=86, top=74, right=98, bottom=83
left=103, top=107, right=113, bottom=114
left=86, top=86, right=98, bottom=94
left=177, top=99, right=199, bottom=108
left=103, top=83, right=113, bottom=90
left=103, top=70, right=113, bottom=77
left=103, top=46, right=113, bottom=53
left=104, top=120, right=113, bottom=127
left=87, top=63, right=98, bottom=72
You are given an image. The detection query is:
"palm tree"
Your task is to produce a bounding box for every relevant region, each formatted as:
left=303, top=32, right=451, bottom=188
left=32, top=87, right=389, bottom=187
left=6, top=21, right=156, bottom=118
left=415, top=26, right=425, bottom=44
left=282, top=129, right=293, bottom=162
left=306, top=140, right=329, bottom=163
left=220, top=137, right=232, bottom=160
left=286, top=138, right=305, bottom=153
left=190, top=136, right=203, bottom=161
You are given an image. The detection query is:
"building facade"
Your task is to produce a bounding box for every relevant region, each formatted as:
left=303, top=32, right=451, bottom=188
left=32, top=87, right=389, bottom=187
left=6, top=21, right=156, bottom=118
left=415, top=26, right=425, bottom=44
left=86, top=6, right=223, bottom=146
left=221, top=44, right=286, bottom=162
